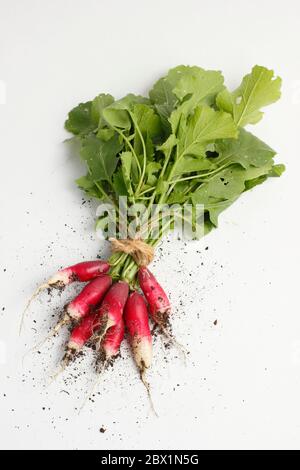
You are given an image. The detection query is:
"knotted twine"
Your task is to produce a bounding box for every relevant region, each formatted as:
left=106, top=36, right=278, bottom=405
left=109, top=238, right=154, bottom=266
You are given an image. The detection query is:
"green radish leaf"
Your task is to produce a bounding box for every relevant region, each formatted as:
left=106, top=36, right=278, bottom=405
left=65, top=95, right=115, bottom=136
left=149, top=78, right=177, bottom=131
left=157, top=134, right=178, bottom=156
left=146, top=162, right=161, bottom=185
left=80, top=134, right=122, bottom=182
left=269, top=163, right=286, bottom=177
left=91, top=94, right=115, bottom=128
left=76, top=174, right=101, bottom=199
left=215, top=129, right=276, bottom=169
left=120, top=151, right=133, bottom=196
left=216, top=65, right=282, bottom=127
left=167, top=185, right=189, bottom=204
left=150, top=66, right=224, bottom=132
left=103, top=94, right=150, bottom=130
left=66, top=64, right=284, bottom=241
left=65, top=101, right=97, bottom=136
left=112, top=169, right=128, bottom=197
left=131, top=104, right=162, bottom=155
left=172, top=66, right=224, bottom=110
left=97, top=128, right=115, bottom=141
left=172, top=156, right=214, bottom=176
left=180, top=105, right=238, bottom=153
left=132, top=104, right=162, bottom=139
left=103, top=107, right=131, bottom=130
left=156, top=179, right=169, bottom=195
left=192, top=161, right=275, bottom=226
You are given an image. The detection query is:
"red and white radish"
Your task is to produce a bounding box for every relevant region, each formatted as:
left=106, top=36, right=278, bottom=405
left=124, top=291, right=156, bottom=414
left=43, top=260, right=110, bottom=289
left=20, top=260, right=110, bottom=333
left=65, top=274, right=112, bottom=322
left=97, top=319, right=125, bottom=370
left=63, top=312, right=95, bottom=365
left=63, top=282, right=129, bottom=365
left=92, top=281, right=129, bottom=348
left=138, top=266, right=186, bottom=357
left=138, top=266, right=170, bottom=327
left=124, top=291, right=152, bottom=376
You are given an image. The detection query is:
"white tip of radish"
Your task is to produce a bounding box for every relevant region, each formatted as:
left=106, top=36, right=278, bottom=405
left=65, top=304, right=82, bottom=321
left=62, top=340, right=82, bottom=367
left=132, top=336, right=152, bottom=370
left=48, top=270, right=71, bottom=287
left=19, top=270, right=71, bottom=335
left=67, top=340, right=81, bottom=352
left=48, top=364, right=66, bottom=386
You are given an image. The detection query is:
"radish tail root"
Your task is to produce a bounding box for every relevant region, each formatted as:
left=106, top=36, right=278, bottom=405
left=23, top=313, right=71, bottom=363
left=91, top=320, right=111, bottom=353
left=160, top=325, right=188, bottom=365
left=140, top=367, right=158, bottom=417
left=78, top=359, right=108, bottom=414
left=19, top=283, right=50, bottom=335
left=62, top=347, right=78, bottom=368
left=48, top=363, right=67, bottom=386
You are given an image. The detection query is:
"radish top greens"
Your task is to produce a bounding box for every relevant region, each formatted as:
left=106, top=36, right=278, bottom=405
left=65, top=65, right=284, bottom=238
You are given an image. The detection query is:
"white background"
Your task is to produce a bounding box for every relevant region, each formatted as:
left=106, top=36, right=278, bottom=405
left=0, top=0, right=299, bottom=450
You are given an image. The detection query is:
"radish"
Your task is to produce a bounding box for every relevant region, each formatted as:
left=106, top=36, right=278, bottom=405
left=32, top=274, right=113, bottom=351
left=38, top=260, right=110, bottom=290
left=63, top=281, right=129, bottom=365
left=47, top=260, right=110, bottom=287
left=138, top=266, right=170, bottom=327
left=92, top=281, right=129, bottom=349
left=124, top=291, right=157, bottom=414
left=138, top=266, right=186, bottom=358
left=63, top=312, right=95, bottom=365
left=97, top=319, right=125, bottom=370
left=20, top=260, right=110, bottom=333
left=124, top=291, right=152, bottom=378
left=79, top=319, right=125, bottom=412
left=65, top=274, right=112, bottom=322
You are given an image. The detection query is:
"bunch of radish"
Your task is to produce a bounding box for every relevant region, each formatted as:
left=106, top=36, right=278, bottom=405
left=23, top=64, right=283, bottom=409
left=23, top=259, right=173, bottom=405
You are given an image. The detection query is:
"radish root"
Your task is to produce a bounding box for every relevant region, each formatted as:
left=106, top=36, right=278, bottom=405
left=22, top=313, right=71, bottom=367
left=19, top=283, right=50, bottom=335
left=78, top=359, right=109, bottom=414
left=159, top=325, right=188, bottom=364
left=48, top=363, right=67, bottom=386
left=140, top=366, right=158, bottom=417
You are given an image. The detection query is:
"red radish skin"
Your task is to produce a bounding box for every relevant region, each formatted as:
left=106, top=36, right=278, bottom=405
left=47, top=260, right=110, bottom=288
left=138, top=267, right=186, bottom=359
left=63, top=312, right=95, bottom=365
left=20, top=260, right=110, bottom=334
left=97, top=319, right=125, bottom=370
left=65, top=275, right=112, bottom=322
left=124, top=292, right=152, bottom=373
left=63, top=282, right=128, bottom=365
left=92, top=281, right=129, bottom=348
left=124, top=291, right=156, bottom=415
left=25, top=276, right=112, bottom=354
left=138, top=267, right=171, bottom=326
